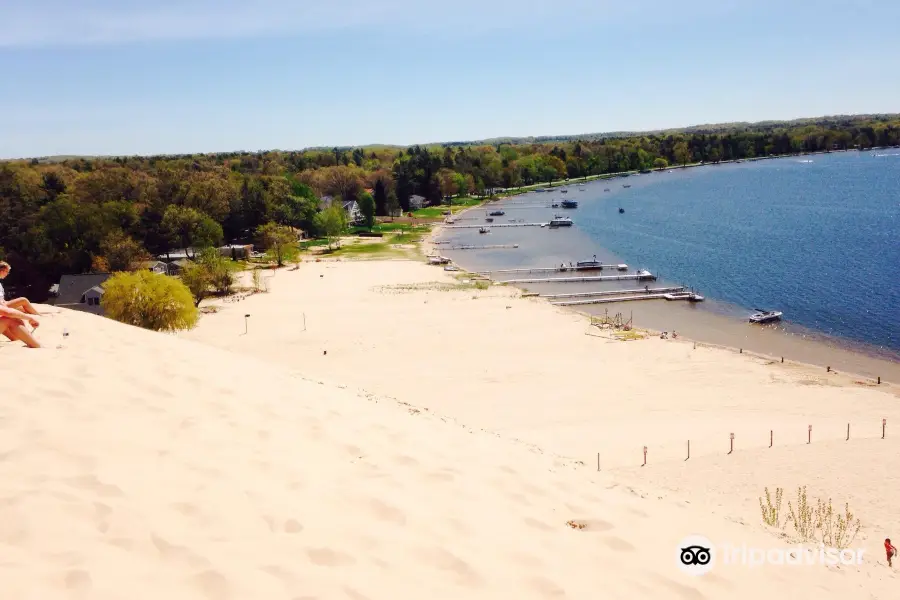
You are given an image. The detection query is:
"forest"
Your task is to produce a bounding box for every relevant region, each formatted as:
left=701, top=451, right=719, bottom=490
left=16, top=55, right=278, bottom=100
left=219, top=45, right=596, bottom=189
left=1, top=114, right=898, bottom=300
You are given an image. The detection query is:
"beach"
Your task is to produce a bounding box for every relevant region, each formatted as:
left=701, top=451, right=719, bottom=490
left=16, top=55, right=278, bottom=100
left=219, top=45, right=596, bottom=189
left=2, top=256, right=898, bottom=598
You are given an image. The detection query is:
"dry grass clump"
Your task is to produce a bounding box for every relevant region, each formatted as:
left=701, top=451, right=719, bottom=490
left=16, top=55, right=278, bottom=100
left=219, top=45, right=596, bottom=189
left=759, top=486, right=861, bottom=548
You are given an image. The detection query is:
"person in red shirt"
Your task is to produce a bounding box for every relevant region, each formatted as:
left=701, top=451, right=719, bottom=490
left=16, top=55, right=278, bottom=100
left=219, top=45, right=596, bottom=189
left=886, top=538, right=898, bottom=567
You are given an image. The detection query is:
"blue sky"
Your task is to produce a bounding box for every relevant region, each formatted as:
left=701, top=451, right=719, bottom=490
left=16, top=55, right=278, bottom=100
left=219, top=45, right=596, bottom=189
left=2, top=0, right=897, bottom=158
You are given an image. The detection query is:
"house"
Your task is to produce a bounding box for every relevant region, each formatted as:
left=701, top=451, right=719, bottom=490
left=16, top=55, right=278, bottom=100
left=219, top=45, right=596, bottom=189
left=408, top=194, right=426, bottom=210
left=138, top=260, right=170, bottom=275
left=52, top=273, right=113, bottom=316
left=342, top=200, right=362, bottom=224
left=319, top=195, right=335, bottom=208
left=166, top=259, right=193, bottom=276
left=219, top=244, right=253, bottom=260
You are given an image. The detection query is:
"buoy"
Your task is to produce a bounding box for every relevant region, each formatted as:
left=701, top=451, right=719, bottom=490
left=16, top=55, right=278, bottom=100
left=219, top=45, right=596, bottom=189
left=618, top=208, right=625, bottom=214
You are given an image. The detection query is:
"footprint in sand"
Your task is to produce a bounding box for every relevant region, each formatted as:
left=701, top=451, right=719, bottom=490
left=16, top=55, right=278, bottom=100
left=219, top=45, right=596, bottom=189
left=64, top=569, right=92, bottom=592
left=306, top=547, right=355, bottom=567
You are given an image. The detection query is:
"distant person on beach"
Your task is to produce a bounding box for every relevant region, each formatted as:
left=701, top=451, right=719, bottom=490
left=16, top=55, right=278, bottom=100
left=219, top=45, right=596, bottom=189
left=886, top=538, right=897, bottom=566
left=0, top=261, right=41, bottom=320
left=0, top=305, right=41, bottom=348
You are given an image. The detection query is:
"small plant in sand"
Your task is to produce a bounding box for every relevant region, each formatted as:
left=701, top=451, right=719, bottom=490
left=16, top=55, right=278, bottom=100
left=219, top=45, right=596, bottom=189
left=759, top=486, right=784, bottom=528
left=787, top=486, right=816, bottom=541
left=765, top=486, right=862, bottom=549
left=816, top=498, right=861, bottom=549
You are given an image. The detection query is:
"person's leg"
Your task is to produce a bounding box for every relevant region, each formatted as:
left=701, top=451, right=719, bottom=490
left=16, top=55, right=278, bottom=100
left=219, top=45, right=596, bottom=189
left=5, top=297, right=40, bottom=316
left=1, top=319, right=40, bottom=348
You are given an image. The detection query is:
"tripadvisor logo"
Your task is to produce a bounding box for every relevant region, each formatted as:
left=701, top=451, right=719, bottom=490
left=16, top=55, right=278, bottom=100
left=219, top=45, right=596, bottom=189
left=676, top=535, right=865, bottom=576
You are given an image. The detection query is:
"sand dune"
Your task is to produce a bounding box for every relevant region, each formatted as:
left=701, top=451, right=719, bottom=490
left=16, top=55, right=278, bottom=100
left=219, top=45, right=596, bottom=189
left=0, top=261, right=897, bottom=598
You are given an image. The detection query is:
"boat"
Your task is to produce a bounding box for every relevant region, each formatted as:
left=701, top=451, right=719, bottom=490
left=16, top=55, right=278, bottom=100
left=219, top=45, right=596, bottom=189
left=604, top=188, right=610, bottom=192
left=443, top=265, right=460, bottom=271
left=478, top=227, right=489, bottom=234
left=576, top=255, right=603, bottom=269
left=561, top=199, right=578, bottom=208
left=688, top=293, right=704, bottom=302
left=618, top=208, right=625, bottom=214
left=428, top=255, right=451, bottom=265
left=548, top=215, right=573, bottom=227
left=485, top=217, right=493, bottom=222
left=488, top=210, right=505, bottom=216
left=616, top=264, right=628, bottom=271
left=636, top=269, right=656, bottom=280
left=551, top=202, right=560, bottom=208
left=561, top=189, right=568, bottom=194
left=623, top=184, right=632, bottom=188
left=664, top=292, right=692, bottom=301
left=749, top=310, right=783, bottom=324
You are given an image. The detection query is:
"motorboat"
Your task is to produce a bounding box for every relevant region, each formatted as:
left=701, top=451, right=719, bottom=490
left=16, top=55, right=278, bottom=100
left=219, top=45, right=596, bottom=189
left=485, top=217, right=494, bottom=222
left=618, top=208, right=625, bottom=213
left=428, top=255, right=451, bottom=265
left=636, top=269, right=656, bottom=280
left=623, top=184, right=632, bottom=188
left=663, top=292, right=693, bottom=301
left=551, top=202, right=560, bottom=208
left=604, top=188, right=611, bottom=192
left=443, top=265, right=460, bottom=271
left=576, top=255, right=602, bottom=269
left=561, top=189, right=568, bottom=194
left=548, top=215, right=573, bottom=227
left=561, top=199, right=578, bottom=208
left=488, top=210, right=505, bottom=216
left=478, top=227, right=489, bottom=234
left=749, top=310, right=782, bottom=324
left=688, top=293, right=705, bottom=302
left=616, top=264, right=628, bottom=271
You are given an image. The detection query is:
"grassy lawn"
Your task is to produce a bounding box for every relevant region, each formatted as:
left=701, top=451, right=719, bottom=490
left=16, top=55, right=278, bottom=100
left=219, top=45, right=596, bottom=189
left=411, top=196, right=485, bottom=218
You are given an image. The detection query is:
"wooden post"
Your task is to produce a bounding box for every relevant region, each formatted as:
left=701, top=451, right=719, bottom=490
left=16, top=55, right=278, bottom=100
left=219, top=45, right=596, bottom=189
left=846, top=423, right=850, bottom=441
left=728, top=433, right=734, bottom=455
left=769, top=430, right=773, bottom=448
left=883, top=419, right=887, bottom=439
left=686, top=440, right=690, bottom=461
left=244, top=314, right=250, bottom=335
left=827, top=366, right=831, bottom=373
left=642, top=446, right=647, bottom=467
left=781, top=357, right=784, bottom=363
left=878, top=376, right=881, bottom=385
left=740, top=348, right=743, bottom=354
left=808, top=425, right=812, bottom=444
left=303, top=312, right=307, bottom=331
left=597, top=453, right=600, bottom=471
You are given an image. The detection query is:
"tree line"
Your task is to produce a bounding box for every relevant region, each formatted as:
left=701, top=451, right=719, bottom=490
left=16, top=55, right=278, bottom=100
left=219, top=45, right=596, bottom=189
left=1, top=114, right=898, bottom=300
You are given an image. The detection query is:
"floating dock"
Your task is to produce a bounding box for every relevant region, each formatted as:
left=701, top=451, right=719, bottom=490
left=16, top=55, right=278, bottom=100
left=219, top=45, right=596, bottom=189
left=540, top=286, right=684, bottom=300
left=500, top=272, right=657, bottom=284
left=442, top=222, right=547, bottom=229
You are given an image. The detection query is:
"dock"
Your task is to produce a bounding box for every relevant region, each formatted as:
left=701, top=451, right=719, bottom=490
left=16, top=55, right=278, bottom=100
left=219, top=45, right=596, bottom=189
left=442, top=222, right=547, bottom=229
left=479, top=264, right=628, bottom=275
left=540, top=286, right=684, bottom=300
left=499, top=272, right=657, bottom=284
left=447, top=244, right=520, bottom=250
left=552, top=292, right=674, bottom=306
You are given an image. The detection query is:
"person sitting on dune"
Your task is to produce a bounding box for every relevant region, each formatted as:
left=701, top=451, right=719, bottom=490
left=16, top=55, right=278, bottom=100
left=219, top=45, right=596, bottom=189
left=0, top=304, right=40, bottom=348
left=0, top=261, right=41, bottom=324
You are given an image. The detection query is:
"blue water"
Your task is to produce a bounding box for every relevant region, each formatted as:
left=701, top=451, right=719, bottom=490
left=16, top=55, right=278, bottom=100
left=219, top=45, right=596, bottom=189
left=575, top=152, right=900, bottom=353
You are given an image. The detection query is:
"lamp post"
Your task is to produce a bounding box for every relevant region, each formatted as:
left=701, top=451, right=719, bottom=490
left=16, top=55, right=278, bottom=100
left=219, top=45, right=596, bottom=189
left=244, top=314, right=250, bottom=335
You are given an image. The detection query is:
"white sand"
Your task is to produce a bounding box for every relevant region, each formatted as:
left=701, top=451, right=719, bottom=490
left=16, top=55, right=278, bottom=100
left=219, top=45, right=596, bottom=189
left=1, top=259, right=897, bottom=598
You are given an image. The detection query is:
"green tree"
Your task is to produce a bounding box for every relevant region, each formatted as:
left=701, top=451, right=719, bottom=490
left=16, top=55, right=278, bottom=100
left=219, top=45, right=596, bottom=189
left=162, top=205, right=223, bottom=258
left=257, top=221, right=296, bottom=267
left=653, top=157, right=669, bottom=169
left=197, top=247, right=236, bottom=295
left=357, top=191, right=376, bottom=229
left=179, top=261, right=213, bottom=306
left=100, top=230, right=149, bottom=272
left=313, top=204, right=348, bottom=248
left=373, top=179, right=388, bottom=216
left=102, top=270, right=199, bottom=331
left=674, top=141, right=691, bottom=166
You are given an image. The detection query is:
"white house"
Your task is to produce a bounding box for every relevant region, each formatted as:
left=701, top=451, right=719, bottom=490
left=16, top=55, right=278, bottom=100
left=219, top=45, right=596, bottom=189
left=342, top=200, right=363, bottom=224
left=408, top=194, right=426, bottom=210
left=53, top=273, right=113, bottom=316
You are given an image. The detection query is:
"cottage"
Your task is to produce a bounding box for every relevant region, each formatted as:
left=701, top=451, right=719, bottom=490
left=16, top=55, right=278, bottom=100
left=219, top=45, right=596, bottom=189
left=342, top=200, right=363, bottom=224
left=219, top=244, right=253, bottom=260
left=138, top=260, right=169, bottom=275
left=166, top=259, right=193, bottom=276
left=408, top=194, right=426, bottom=210
left=52, top=273, right=113, bottom=316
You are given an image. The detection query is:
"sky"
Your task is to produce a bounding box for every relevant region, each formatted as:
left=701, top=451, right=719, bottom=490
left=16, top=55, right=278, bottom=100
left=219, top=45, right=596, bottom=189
left=1, top=0, right=898, bottom=158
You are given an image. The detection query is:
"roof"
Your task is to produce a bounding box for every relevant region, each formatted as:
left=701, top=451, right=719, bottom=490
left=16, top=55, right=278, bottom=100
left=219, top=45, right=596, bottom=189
left=342, top=200, right=359, bottom=210
left=56, top=273, right=112, bottom=306
left=85, top=286, right=105, bottom=296
left=409, top=194, right=426, bottom=201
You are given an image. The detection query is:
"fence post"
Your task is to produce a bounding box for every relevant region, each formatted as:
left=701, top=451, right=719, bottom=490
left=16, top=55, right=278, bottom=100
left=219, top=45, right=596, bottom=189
left=846, top=423, right=850, bottom=441
left=884, top=418, right=887, bottom=439
left=642, top=446, right=647, bottom=467
left=769, top=430, right=773, bottom=448
left=728, top=433, right=734, bottom=455
left=808, top=425, right=812, bottom=444
left=597, top=452, right=600, bottom=471
left=686, top=440, right=690, bottom=461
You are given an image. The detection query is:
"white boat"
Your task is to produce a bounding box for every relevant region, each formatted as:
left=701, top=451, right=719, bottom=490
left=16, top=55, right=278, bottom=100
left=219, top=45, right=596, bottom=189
left=663, top=292, right=693, bottom=301
left=750, top=310, right=782, bottom=324
left=616, top=264, right=628, bottom=271
left=548, top=215, right=573, bottom=227
left=636, top=269, right=656, bottom=280
left=478, top=227, right=489, bottom=234
left=428, top=255, right=451, bottom=265
left=688, top=293, right=704, bottom=302
left=443, top=265, right=459, bottom=271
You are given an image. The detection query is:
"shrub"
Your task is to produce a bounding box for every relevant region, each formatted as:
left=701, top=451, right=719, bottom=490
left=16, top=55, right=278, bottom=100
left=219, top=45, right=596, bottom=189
left=787, top=486, right=816, bottom=541
left=759, top=487, right=784, bottom=528
left=102, top=271, right=199, bottom=331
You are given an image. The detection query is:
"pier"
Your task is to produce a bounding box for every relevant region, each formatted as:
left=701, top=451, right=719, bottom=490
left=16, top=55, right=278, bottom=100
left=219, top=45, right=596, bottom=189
left=541, top=286, right=684, bottom=300
left=479, top=264, right=628, bottom=275
left=442, top=222, right=547, bottom=229
left=446, top=244, right=520, bottom=250
left=499, top=272, right=657, bottom=284
left=553, top=292, right=679, bottom=306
